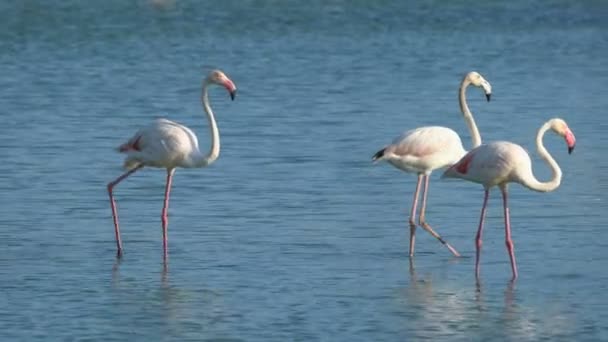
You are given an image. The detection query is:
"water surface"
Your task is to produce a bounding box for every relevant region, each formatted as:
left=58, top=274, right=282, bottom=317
left=1, top=1, right=607, bottom=340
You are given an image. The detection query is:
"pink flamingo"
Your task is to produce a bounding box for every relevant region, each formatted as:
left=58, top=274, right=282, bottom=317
left=107, top=69, right=237, bottom=257
left=442, top=118, right=576, bottom=279
left=372, top=71, right=492, bottom=257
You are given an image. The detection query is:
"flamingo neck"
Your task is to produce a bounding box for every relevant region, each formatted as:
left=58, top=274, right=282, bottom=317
left=520, top=121, right=562, bottom=192
left=459, top=78, right=482, bottom=149
left=193, top=81, right=220, bottom=167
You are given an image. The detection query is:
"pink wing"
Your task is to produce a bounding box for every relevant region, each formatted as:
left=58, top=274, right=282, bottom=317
left=443, top=141, right=529, bottom=187
left=388, top=126, right=462, bottom=158
left=443, top=148, right=478, bottom=178
left=116, top=119, right=201, bottom=169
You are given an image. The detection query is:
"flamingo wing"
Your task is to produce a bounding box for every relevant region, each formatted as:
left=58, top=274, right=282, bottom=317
left=119, top=119, right=200, bottom=169
left=380, top=126, right=465, bottom=173
left=443, top=141, right=528, bottom=187
left=389, top=127, right=460, bottom=157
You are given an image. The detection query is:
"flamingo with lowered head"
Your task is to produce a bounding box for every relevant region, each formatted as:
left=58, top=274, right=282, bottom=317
left=107, top=69, right=237, bottom=257
left=372, top=71, right=492, bottom=257
left=442, top=118, right=576, bottom=280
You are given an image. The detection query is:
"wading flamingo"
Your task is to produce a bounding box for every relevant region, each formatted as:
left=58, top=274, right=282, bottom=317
left=442, top=118, right=576, bottom=280
left=372, top=71, right=492, bottom=257
left=107, top=69, right=237, bottom=257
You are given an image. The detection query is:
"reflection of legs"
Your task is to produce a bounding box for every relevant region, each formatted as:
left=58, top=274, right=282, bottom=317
left=107, top=164, right=144, bottom=256
left=418, top=174, right=460, bottom=257
left=161, top=168, right=175, bottom=259
left=408, top=174, right=424, bottom=257
left=408, top=257, right=416, bottom=279
left=161, top=256, right=169, bottom=287
left=500, top=185, right=518, bottom=280
left=475, top=189, right=490, bottom=279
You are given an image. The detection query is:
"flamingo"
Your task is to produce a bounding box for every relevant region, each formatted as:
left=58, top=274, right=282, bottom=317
left=372, top=71, right=492, bottom=257
left=442, top=118, right=576, bottom=280
left=107, top=69, right=237, bottom=257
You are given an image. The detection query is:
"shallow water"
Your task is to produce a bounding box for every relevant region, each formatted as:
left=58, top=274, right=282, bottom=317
left=1, top=1, right=607, bottom=340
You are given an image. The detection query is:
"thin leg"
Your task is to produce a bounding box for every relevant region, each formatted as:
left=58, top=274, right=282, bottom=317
left=500, top=185, right=518, bottom=280
left=408, top=174, right=424, bottom=257
left=161, top=168, right=175, bottom=257
left=475, top=189, right=490, bottom=279
left=418, top=174, right=460, bottom=257
left=107, top=164, right=143, bottom=256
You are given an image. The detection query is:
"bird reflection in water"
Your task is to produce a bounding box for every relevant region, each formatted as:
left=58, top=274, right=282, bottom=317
left=110, top=255, right=178, bottom=324
left=405, top=260, right=571, bottom=339
left=110, top=254, right=170, bottom=289
left=402, top=258, right=519, bottom=338
left=112, top=255, right=170, bottom=289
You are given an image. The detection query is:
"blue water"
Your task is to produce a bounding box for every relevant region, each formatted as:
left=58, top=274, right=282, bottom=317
left=1, top=1, right=607, bottom=340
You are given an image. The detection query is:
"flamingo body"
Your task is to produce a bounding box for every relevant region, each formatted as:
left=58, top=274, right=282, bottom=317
left=443, top=141, right=532, bottom=189
left=119, top=118, right=202, bottom=170
left=380, top=126, right=466, bottom=174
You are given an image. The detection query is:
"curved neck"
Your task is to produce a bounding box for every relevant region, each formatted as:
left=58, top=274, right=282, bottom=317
left=459, top=78, right=482, bottom=149
left=193, top=80, right=220, bottom=167
left=520, top=122, right=562, bottom=192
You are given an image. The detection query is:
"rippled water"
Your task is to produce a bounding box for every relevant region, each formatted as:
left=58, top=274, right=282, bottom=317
left=1, top=1, right=607, bottom=340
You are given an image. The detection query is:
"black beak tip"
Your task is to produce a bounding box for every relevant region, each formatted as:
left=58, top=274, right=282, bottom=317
left=230, top=90, right=236, bottom=101
left=486, top=93, right=491, bottom=102
left=568, top=145, right=575, bottom=154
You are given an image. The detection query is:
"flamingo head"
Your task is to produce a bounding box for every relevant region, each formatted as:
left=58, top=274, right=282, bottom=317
left=208, top=69, right=237, bottom=100
left=551, top=118, right=576, bottom=154
left=466, top=71, right=492, bottom=102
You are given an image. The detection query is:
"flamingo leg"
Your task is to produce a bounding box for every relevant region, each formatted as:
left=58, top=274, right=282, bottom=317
left=475, top=189, right=490, bottom=279
left=107, top=164, right=144, bottom=256
left=418, top=174, right=460, bottom=257
left=408, top=174, right=424, bottom=257
left=500, top=185, right=518, bottom=280
left=161, top=168, right=175, bottom=258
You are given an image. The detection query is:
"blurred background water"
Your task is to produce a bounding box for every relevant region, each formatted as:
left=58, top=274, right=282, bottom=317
left=1, top=0, right=607, bottom=340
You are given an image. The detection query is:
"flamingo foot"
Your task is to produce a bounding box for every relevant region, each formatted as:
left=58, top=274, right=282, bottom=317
left=445, top=243, right=461, bottom=257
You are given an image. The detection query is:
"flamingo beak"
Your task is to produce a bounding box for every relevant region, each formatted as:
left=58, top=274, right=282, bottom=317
left=565, top=130, right=576, bottom=154
left=481, top=80, right=492, bottom=102
left=223, top=78, right=237, bottom=101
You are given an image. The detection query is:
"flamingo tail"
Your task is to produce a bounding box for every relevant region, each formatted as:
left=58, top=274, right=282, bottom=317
left=372, top=148, right=386, bottom=162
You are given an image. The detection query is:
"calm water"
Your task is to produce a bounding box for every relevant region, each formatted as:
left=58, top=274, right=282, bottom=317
left=1, top=1, right=607, bottom=340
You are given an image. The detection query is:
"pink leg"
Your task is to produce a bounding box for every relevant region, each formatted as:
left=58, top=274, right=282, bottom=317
left=418, top=175, right=460, bottom=257
left=500, top=185, right=518, bottom=280
left=408, top=174, right=423, bottom=257
left=475, top=189, right=490, bottom=279
left=107, top=164, right=144, bottom=256
left=161, top=168, right=175, bottom=258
